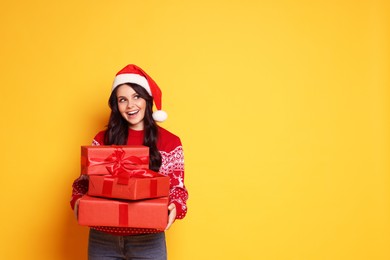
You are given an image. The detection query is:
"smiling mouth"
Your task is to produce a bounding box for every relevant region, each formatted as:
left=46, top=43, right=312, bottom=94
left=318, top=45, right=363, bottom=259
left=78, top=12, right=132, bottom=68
left=127, top=110, right=139, bottom=116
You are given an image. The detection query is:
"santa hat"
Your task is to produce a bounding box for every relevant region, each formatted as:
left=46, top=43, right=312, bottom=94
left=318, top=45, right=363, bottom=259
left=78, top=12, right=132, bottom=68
left=112, top=64, right=167, bottom=122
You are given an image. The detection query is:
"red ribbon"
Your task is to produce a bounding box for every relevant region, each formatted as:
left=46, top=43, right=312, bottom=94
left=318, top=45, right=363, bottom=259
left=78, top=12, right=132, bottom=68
left=102, top=178, right=114, bottom=196
left=119, top=204, right=128, bottom=226
left=114, top=169, right=160, bottom=185
left=150, top=179, right=158, bottom=197
left=100, top=170, right=161, bottom=197
left=87, top=147, right=148, bottom=176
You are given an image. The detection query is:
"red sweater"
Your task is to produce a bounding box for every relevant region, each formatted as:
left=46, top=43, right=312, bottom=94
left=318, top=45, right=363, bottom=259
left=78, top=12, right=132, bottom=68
left=71, top=126, right=188, bottom=235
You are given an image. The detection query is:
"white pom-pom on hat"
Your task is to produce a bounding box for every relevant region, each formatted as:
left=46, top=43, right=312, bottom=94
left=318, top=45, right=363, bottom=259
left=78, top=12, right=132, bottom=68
left=152, top=110, right=168, bottom=122
left=112, top=64, right=167, bottom=122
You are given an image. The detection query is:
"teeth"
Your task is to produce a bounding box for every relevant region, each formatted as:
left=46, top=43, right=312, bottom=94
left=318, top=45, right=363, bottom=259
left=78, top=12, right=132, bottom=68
left=128, top=110, right=138, bottom=115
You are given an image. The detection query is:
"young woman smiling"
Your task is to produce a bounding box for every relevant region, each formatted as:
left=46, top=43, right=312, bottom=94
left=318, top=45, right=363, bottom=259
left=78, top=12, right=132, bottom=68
left=71, top=64, right=188, bottom=260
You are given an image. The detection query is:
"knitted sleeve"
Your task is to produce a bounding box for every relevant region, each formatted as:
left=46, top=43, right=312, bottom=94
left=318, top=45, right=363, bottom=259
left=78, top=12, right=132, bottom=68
left=70, top=175, right=88, bottom=210
left=159, top=144, right=189, bottom=219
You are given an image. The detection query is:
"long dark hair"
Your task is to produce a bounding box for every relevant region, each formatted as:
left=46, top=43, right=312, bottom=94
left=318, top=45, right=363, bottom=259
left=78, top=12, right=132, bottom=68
left=104, top=83, right=162, bottom=172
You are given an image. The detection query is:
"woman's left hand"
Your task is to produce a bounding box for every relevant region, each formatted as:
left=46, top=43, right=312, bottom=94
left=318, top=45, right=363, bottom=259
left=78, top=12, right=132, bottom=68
left=165, top=203, right=176, bottom=230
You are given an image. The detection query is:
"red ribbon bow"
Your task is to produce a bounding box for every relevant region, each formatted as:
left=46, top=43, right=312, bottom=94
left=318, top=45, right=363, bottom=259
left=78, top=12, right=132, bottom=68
left=88, top=147, right=160, bottom=184
left=104, top=148, right=145, bottom=176
left=103, top=149, right=158, bottom=184
left=87, top=147, right=148, bottom=175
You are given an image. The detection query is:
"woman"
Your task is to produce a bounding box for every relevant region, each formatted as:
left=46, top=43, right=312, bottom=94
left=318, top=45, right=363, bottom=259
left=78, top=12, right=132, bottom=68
left=70, top=64, right=188, bottom=260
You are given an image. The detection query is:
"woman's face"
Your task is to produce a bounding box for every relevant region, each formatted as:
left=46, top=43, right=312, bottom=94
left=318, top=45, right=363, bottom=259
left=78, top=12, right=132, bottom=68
left=116, top=84, right=147, bottom=130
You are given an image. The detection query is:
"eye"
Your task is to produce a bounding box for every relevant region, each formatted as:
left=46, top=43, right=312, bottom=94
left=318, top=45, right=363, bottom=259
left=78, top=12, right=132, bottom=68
left=118, top=97, right=127, bottom=103
left=134, top=94, right=140, bottom=100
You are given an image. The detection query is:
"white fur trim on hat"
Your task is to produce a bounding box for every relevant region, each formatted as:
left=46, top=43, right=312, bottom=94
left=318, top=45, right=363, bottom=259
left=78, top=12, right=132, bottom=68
left=112, top=74, right=152, bottom=95
left=152, top=110, right=168, bottom=122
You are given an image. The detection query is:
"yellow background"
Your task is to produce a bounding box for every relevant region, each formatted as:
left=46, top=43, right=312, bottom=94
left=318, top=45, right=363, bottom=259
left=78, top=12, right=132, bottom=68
left=0, top=1, right=389, bottom=259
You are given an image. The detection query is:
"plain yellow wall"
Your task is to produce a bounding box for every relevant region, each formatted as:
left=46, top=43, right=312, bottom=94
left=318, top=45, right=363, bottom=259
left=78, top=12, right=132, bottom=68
left=0, top=1, right=389, bottom=259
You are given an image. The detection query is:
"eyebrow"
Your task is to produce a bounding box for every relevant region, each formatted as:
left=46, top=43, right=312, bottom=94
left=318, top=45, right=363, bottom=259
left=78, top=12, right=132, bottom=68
left=118, top=93, right=138, bottom=98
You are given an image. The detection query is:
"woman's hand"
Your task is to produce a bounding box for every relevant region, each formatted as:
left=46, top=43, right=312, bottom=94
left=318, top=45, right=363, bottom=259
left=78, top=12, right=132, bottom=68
left=74, top=198, right=81, bottom=220
left=165, top=203, right=176, bottom=230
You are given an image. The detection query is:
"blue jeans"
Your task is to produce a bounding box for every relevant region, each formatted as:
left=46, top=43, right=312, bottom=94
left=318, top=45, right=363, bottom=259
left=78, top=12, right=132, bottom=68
left=88, top=229, right=167, bottom=260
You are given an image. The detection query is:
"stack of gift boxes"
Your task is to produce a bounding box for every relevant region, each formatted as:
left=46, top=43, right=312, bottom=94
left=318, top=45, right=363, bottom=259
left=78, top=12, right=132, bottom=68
left=77, top=145, right=170, bottom=230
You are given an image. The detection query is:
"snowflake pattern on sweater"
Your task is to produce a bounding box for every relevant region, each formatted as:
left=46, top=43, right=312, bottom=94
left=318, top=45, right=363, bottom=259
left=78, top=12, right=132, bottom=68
left=70, top=127, right=188, bottom=236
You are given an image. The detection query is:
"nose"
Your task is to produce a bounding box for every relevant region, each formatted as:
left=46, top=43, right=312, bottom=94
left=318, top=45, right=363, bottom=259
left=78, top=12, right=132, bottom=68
left=127, top=100, right=135, bottom=108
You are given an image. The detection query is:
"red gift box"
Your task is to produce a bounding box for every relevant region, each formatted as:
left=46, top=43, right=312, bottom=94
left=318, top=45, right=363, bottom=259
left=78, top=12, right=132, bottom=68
left=88, top=170, right=170, bottom=200
left=81, top=145, right=149, bottom=175
left=78, top=195, right=168, bottom=230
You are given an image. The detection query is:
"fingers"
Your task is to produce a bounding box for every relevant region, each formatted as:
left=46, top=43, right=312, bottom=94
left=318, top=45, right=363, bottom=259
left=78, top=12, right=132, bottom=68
left=74, top=198, right=80, bottom=220
left=165, top=203, right=176, bottom=230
